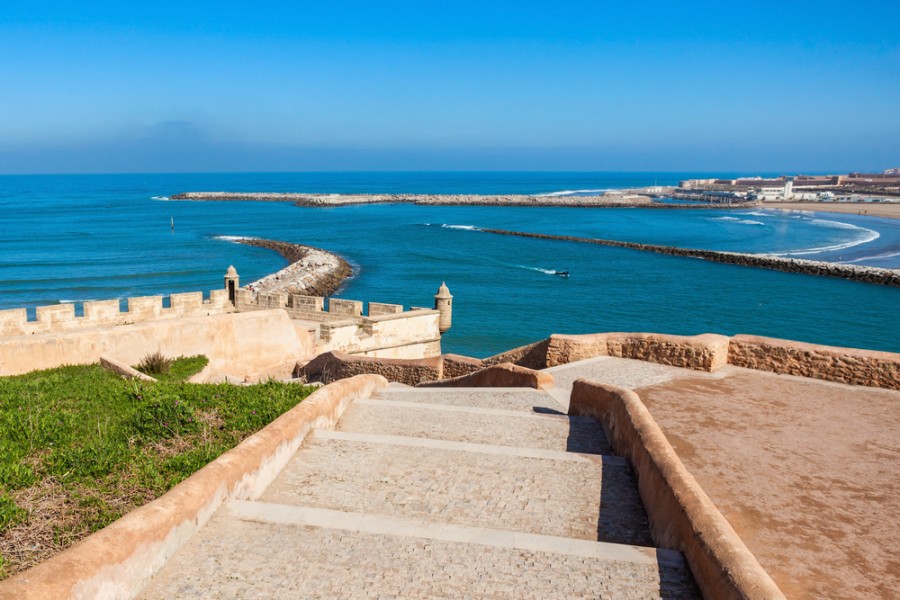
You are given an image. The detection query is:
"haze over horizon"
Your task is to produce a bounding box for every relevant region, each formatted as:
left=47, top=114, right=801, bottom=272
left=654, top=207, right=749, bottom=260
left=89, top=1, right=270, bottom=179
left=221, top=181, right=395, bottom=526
left=1, top=1, right=898, bottom=175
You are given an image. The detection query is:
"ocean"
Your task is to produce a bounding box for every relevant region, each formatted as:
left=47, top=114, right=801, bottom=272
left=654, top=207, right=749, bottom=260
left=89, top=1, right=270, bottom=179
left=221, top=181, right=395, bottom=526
left=1, top=172, right=898, bottom=356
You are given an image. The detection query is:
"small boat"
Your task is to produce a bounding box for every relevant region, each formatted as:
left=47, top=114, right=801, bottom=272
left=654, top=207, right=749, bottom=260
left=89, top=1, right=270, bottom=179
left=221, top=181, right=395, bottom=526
left=553, top=269, right=570, bottom=278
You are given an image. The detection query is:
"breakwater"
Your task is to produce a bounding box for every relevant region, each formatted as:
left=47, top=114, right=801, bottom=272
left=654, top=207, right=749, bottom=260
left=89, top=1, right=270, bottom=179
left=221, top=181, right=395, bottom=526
left=479, top=228, right=900, bottom=287
left=171, top=191, right=760, bottom=210
left=232, top=238, right=353, bottom=297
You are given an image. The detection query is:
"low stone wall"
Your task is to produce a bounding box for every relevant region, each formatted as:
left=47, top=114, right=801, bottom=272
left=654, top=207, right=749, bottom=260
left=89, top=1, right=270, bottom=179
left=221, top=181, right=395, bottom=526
left=441, top=354, right=486, bottom=379
left=728, top=335, right=900, bottom=390
left=0, top=374, right=389, bottom=600
left=480, top=332, right=899, bottom=390
left=99, top=355, right=156, bottom=382
left=569, top=379, right=785, bottom=600
left=486, top=332, right=730, bottom=373
left=417, top=362, right=554, bottom=390
left=296, top=351, right=443, bottom=386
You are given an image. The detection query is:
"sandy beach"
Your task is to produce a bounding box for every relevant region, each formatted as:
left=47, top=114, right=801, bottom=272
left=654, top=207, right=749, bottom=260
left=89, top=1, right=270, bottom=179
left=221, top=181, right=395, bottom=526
left=230, top=238, right=353, bottom=297
left=764, top=201, right=900, bottom=220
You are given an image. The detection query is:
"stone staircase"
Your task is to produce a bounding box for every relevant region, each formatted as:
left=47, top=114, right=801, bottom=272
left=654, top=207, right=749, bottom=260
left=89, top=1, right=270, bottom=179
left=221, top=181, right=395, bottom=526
left=138, top=385, right=700, bottom=599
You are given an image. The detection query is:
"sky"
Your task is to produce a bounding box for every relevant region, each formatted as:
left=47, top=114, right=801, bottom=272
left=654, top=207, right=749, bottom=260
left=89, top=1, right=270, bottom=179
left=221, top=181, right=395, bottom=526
left=1, top=1, right=898, bottom=174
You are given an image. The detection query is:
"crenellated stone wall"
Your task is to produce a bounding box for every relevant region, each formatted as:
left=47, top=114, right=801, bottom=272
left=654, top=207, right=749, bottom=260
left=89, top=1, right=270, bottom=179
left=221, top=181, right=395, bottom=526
left=0, top=290, right=232, bottom=338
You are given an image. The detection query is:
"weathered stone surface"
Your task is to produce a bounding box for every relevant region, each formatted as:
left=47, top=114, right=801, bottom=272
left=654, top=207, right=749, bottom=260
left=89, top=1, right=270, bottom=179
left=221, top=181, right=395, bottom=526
left=728, top=334, right=900, bottom=389
left=296, top=351, right=443, bottom=385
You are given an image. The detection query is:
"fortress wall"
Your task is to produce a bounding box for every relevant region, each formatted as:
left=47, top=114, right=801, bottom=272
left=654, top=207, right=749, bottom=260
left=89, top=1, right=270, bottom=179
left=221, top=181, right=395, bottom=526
left=0, top=310, right=309, bottom=379
left=728, top=335, right=900, bottom=390
left=318, top=310, right=443, bottom=359
left=569, top=380, right=785, bottom=600
left=0, top=291, right=236, bottom=340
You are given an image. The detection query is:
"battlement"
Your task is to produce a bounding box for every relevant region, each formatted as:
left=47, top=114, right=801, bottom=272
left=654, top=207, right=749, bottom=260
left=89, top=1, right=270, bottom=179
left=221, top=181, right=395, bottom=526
left=0, top=290, right=233, bottom=338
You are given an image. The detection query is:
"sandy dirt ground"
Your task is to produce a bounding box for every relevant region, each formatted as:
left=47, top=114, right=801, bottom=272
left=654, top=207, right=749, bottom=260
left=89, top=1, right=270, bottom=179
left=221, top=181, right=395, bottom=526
left=764, top=201, right=900, bottom=220
left=637, top=368, right=900, bottom=600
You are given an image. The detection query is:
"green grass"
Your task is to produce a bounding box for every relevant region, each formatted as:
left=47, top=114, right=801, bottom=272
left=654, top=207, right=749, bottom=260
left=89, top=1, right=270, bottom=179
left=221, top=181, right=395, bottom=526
left=0, top=362, right=315, bottom=578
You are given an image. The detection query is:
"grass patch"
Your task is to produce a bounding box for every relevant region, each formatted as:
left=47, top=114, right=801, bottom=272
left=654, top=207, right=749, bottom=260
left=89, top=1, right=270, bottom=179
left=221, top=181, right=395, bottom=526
left=0, top=364, right=314, bottom=578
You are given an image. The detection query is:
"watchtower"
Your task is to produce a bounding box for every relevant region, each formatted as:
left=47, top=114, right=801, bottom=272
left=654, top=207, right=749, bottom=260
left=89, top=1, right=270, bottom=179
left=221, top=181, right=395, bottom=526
left=224, top=266, right=239, bottom=305
left=433, top=282, right=453, bottom=334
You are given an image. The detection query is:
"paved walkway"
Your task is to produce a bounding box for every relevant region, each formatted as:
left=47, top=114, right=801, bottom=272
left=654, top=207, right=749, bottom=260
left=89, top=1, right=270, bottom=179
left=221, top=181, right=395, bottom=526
left=139, top=385, right=699, bottom=599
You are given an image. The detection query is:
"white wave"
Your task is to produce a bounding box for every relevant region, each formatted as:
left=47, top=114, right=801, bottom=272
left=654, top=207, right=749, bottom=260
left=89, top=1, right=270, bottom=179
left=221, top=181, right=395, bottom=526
left=711, top=216, right=765, bottom=225
left=440, top=224, right=481, bottom=231
left=214, top=235, right=255, bottom=242
left=809, top=217, right=869, bottom=230
left=773, top=229, right=881, bottom=257
left=738, top=211, right=772, bottom=217
left=839, top=251, right=900, bottom=264
left=150, top=195, right=171, bottom=201
left=534, top=189, right=608, bottom=197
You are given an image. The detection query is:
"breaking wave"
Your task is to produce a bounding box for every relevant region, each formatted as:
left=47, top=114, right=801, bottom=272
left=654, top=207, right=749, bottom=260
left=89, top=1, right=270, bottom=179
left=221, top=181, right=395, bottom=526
left=535, top=189, right=608, bottom=197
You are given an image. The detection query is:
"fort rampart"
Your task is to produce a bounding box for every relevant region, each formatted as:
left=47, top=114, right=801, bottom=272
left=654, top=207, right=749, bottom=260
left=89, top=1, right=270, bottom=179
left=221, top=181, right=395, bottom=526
left=0, top=271, right=449, bottom=377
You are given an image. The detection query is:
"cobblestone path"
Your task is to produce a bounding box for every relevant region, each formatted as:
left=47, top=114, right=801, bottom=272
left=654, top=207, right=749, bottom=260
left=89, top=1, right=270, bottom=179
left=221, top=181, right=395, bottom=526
left=139, top=386, right=700, bottom=599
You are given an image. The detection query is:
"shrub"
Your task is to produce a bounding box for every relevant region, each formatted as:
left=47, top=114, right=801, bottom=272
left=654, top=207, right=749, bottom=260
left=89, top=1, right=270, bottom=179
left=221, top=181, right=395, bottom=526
left=136, top=352, right=173, bottom=376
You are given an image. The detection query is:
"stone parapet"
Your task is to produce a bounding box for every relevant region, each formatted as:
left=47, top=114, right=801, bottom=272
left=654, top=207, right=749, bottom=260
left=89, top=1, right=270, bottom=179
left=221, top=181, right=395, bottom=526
left=296, top=351, right=442, bottom=386
left=569, top=379, right=785, bottom=600
left=0, top=291, right=234, bottom=339
left=417, top=362, right=554, bottom=390
left=728, top=334, right=900, bottom=389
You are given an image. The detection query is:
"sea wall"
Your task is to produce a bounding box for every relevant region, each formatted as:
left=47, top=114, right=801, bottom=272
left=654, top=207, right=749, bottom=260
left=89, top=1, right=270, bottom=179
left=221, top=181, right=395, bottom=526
left=569, top=380, right=785, bottom=600
left=480, top=228, right=900, bottom=287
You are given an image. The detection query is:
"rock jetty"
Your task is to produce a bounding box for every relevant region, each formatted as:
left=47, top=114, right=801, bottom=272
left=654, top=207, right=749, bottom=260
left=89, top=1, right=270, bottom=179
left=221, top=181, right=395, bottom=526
left=171, top=191, right=759, bottom=209
left=480, top=228, right=900, bottom=287
left=230, top=238, right=353, bottom=297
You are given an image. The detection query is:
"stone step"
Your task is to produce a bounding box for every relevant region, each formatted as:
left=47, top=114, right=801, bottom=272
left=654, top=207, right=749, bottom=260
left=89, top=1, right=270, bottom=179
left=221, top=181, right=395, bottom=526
left=337, top=399, right=612, bottom=454
left=138, top=501, right=699, bottom=600
left=375, top=386, right=566, bottom=414
left=261, top=433, right=652, bottom=545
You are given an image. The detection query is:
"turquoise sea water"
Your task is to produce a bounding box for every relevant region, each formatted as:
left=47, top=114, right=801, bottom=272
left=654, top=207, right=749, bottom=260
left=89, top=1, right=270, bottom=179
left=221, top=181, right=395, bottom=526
left=1, top=172, right=898, bottom=356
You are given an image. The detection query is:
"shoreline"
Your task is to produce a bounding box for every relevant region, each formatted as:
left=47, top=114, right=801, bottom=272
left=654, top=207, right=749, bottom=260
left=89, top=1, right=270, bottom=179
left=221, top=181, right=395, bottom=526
left=227, top=238, right=353, bottom=297
left=762, top=201, right=900, bottom=220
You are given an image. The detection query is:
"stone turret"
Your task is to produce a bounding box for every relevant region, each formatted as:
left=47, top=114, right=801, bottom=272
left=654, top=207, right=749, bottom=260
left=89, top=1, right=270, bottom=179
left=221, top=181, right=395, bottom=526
left=434, top=282, right=453, bottom=334
left=224, top=266, right=239, bottom=305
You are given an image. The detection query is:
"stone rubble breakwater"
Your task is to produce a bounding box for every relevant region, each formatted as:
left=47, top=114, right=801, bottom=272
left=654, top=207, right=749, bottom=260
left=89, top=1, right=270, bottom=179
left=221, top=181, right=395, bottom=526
left=479, top=228, right=900, bottom=287
left=172, top=191, right=759, bottom=209
left=229, top=238, right=353, bottom=297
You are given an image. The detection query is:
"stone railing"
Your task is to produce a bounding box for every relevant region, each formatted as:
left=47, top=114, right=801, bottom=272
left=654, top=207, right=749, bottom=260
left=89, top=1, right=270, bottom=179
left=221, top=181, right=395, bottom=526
left=483, top=332, right=899, bottom=390
left=0, top=290, right=233, bottom=338
left=569, top=380, right=785, bottom=600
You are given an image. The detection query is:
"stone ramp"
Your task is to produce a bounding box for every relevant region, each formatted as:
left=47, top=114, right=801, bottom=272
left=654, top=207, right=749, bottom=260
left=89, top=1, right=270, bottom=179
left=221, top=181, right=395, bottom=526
left=138, top=386, right=700, bottom=599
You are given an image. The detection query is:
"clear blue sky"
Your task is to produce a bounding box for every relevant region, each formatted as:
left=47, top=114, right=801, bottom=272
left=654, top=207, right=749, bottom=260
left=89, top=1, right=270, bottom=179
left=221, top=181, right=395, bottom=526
left=1, top=1, right=898, bottom=173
